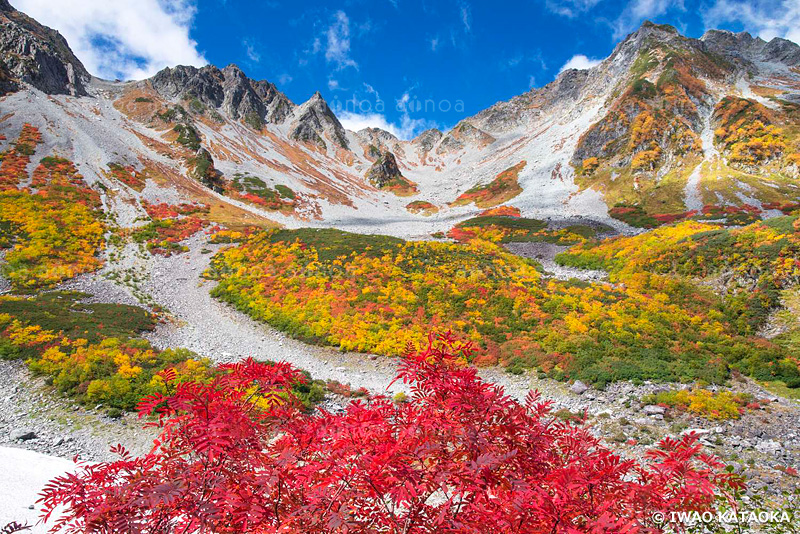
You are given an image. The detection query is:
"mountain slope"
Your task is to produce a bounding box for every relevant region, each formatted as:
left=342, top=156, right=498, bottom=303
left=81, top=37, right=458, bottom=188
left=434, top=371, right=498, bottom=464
left=0, top=2, right=799, bottom=237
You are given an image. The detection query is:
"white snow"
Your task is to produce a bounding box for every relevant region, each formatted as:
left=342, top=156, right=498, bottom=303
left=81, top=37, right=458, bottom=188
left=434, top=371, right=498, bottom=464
left=0, top=447, right=76, bottom=532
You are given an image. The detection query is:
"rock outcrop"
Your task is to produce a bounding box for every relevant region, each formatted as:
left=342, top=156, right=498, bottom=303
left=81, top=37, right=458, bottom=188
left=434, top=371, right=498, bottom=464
left=365, top=151, right=404, bottom=188
left=0, top=60, right=17, bottom=95
left=0, top=0, right=90, bottom=95
left=435, top=122, right=495, bottom=156
left=411, top=129, right=443, bottom=154
left=150, top=64, right=295, bottom=125
left=289, top=92, right=349, bottom=150
left=356, top=127, right=400, bottom=154
left=702, top=29, right=800, bottom=68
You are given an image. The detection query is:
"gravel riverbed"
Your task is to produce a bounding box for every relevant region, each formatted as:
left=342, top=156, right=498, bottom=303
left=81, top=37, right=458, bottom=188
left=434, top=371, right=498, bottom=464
left=504, top=241, right=607, bottom=281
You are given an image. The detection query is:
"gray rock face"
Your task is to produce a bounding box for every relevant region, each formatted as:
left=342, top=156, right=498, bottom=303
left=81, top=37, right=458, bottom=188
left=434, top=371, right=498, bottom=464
left=365, top=151, right=403, bottom=188
left=150, top=63, right=294, bottom=125
left=569, top=380, right=589, bottom=395
left=0, top=60, right=17, bottom=95
left=0, top=0, right=90, bottom=95
left=151, top=65, right=224, bottom=106
left=435, top=122, right=495, bottom=155
left=412, top=129, right=443, bottom=153
left=702, top=29, right=800, bottom=67
left=358, top=127, right=398, bottom=145
left=357, top=127, right=400, bottom=154
left=289, top=92, right=349, bottom=150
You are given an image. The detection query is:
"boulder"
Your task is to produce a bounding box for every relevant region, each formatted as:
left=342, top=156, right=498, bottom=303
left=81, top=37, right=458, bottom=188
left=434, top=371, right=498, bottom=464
left=10, top=428, right=37, bottom=441
left=642, top=405, right=665, bottom=416
left=569, top=380, right=589, bottom=395
left=755, top=440, right=782, bottom=456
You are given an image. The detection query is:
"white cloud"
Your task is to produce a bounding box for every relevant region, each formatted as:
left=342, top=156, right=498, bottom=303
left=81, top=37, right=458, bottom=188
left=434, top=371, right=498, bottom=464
left=545, top=0, right=603, bottom=18
left=324, top=10, right=358, bottom=70
left=703, top=0, right=800, bottom=44
left=338, top=111, right=439, bottom=140
left=362, top=83, right=380, bottom=98
left=242, top=39, right=260, bottom=63
left=558, top=54, right=602, bottom=73
left=430, top=36, right=440, bottom=51
left=337, top=85, right=439, bottom=140
left=612, top=0, right=684, bottom=39
left=278, top=73, right=293, bottom=86
left=328, top=78, right=340, bottom=90
left=339, top=112, right=397, bottom=135
left=528, top=75, right=538, bottom=88
left=11, top=0, right=206, bottom=80
left=460, top=3, right=472, bottom=32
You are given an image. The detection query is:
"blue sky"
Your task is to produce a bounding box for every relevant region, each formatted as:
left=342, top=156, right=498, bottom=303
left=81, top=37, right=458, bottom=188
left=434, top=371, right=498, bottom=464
left=12, top=0, right=800, bottom=138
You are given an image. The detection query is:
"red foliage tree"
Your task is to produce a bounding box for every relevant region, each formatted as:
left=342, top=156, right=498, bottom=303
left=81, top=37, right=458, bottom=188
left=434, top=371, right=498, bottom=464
left=39, top=334, right=740, bottom=533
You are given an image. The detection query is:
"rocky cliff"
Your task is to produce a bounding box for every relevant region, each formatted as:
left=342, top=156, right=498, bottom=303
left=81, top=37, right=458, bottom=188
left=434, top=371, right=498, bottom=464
left=289, top=92, right=349, bottom=150
left=150, top=64, right=295, bottom=126
left=0, top=0, right=90, bottom=95
left=366, top=151, right=403, bottom=187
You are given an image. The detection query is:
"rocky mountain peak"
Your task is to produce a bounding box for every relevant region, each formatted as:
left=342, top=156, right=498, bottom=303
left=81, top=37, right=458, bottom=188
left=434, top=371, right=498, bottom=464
left=222, top=63, right=245, bottom=75
left=150, top=63, right=294, bottom=125
left=0, top=0, right=90, bottom=95
left=611, top=20, right=691, bottom=62
left=628, top=20, right=681, bottom=43
left=356, top=128, right=399, bottom=154
left=409, top=128, right=443, bottom=156
left=289, top=92, right=349, bottom=150
left=701, top=28, right=800, bottom=68
left=359, top=127, right=398, bottom=141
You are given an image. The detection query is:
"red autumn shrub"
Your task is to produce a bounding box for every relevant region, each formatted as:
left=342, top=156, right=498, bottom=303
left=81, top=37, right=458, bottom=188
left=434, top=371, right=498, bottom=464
left=39, top=334, right=740, bottom=533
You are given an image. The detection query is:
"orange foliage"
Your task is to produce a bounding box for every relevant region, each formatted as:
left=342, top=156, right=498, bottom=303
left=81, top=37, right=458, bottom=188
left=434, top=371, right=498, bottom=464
left=0, top=123, right=42, bottom=189
left=452, top=161, right=526, bottom=208
left=0, top=171, right=104, bottom=289
left=133, top=202, right=210, bottom=256
left=480, top=205, right=521, bottom=217
left=713, top=97, right=787, bottom=166
left=106, top=163, right=147, bottom=191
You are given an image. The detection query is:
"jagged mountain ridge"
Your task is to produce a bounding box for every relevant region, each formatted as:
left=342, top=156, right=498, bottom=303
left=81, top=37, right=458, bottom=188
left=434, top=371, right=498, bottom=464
left=150, top=64, right=294, bottom=125
left=1, top=2, right=800, bottom=236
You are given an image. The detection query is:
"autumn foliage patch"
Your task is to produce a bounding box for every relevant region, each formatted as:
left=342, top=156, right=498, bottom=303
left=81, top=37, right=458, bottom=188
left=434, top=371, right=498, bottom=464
left=208, top=228, right=787, bottom=386
left=448, top=216, right=600, bottom=245
left=713, top=97, right=793, bottom=168
left=132, top=202, right=210, bottom=256
left=40, top=335, right=740, bottom=533
left=405, top=200, right=439, bottom=215
left=641, top=388, right=764, bottom=420
left=558, top=218, right=800, bottom=386
left=105, top=163, right=147, bottom=191
left=0, top=127, right=105, bottom=290
left=451, top=161, right=526, bottom=208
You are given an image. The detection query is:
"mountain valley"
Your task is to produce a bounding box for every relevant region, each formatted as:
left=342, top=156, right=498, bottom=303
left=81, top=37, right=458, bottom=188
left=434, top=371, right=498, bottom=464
left=1, top=0, right=800, bottom=530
